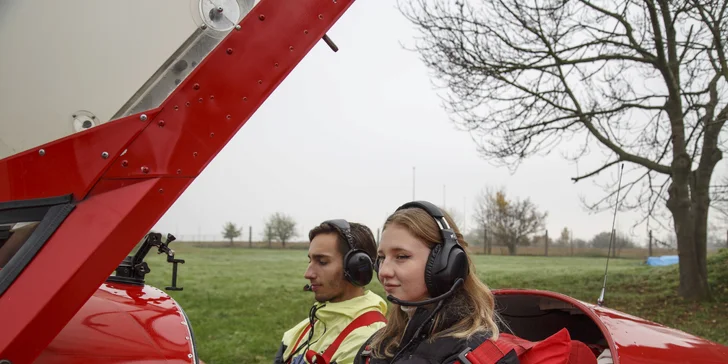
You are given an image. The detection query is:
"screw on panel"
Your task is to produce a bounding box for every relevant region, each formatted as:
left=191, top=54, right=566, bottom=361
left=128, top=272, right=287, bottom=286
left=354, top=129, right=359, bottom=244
left=140, top=114, right=148, bottom=121
left=289, top=46, right=294, bottom=51
left=121, top=160, right=129, bottom=167
left=227, top=48, right=233, bottom=54
left=159, top=188, right=164, bottom=194
left=141, top=166, right=149, bottom=174
left=193, top=83, right=200, bottom=90
left=226, top=114, right=232, bottom=119
left=258, top=14, right=265, bottom=21
left=318, top=14, right=324, bottom=19
left=243, top=97, right=248, bottom=102
left=39, top=149, right=45, bottom=156
left=101, top=152, right=109, bottom=159
left=158, top=120, right=166, bottom=127
left=177, top=169, right=182, bottom=174
left=258, top=80, right=262, bottom=84
left=193, top=152, right=198, bottom=157
left=210, top=132, right=215, bottom=138
left=235, top=25, right=241, bottom=30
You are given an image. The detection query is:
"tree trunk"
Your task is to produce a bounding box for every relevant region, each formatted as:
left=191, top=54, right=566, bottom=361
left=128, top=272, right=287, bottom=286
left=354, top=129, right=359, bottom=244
left=667, top=154, right=711, bottom=300
left=507, top=239, right=516, bottom=255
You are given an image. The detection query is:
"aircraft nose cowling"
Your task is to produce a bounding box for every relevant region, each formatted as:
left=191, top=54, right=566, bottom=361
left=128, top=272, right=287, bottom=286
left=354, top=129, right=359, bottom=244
left=35, top=282, right=196, bottom=363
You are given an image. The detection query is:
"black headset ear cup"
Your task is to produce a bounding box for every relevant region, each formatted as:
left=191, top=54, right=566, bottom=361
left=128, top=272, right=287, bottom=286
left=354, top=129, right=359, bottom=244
left=425, top=239, right=469, bottom=297
left=344, top=249, right=374, bottom=286
left=393, top=200, right=470, bottom=299
left=424, top=244, right=440, bottom=296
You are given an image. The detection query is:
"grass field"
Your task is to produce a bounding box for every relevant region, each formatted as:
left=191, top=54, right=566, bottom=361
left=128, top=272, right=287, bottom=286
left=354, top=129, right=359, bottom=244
left=141, top=245, right=728, bottom=364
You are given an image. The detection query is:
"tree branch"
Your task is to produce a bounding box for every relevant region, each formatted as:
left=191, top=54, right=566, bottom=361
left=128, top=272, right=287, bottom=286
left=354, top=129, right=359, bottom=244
left=572, top=159, right=623, bottom=182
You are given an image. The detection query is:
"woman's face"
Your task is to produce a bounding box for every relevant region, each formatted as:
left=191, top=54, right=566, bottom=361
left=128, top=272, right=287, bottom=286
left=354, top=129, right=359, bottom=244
left=377, top=223, right=431, bottom=302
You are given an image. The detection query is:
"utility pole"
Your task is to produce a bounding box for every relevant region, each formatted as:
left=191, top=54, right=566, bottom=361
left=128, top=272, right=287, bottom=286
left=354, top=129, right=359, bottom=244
left=570, top=229, right=574, bottom=256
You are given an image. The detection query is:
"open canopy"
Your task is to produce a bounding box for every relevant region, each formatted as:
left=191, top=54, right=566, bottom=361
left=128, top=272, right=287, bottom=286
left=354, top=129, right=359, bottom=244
left=0, top=0, right=257, bottom=160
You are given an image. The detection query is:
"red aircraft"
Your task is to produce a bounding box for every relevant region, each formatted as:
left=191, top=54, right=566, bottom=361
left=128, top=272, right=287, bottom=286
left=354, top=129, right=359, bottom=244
left=0, top=0, right=726, bottom=363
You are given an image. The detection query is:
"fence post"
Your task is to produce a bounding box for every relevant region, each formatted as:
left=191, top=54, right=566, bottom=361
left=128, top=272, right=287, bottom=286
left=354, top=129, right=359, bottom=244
left=649, top=230, right=652, bottom=256
left=483, top=225, right=487, bottom=255
left=376, top=228, right=380, bottom=245
left=249, top=226, right=252, bottom=248
left=544, top=230, right=549, bottom=256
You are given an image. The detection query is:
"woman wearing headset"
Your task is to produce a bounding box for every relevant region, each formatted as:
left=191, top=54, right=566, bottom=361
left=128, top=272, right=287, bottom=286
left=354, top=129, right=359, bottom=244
left=353, top=201, right=502, bottom=364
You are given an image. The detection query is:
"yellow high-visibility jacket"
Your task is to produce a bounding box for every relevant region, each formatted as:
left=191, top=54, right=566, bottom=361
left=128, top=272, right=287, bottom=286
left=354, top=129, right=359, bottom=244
left=275, top=291, right=387, bottom=364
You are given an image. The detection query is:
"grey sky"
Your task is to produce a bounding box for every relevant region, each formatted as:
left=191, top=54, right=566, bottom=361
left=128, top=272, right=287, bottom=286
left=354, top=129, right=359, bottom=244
left=0, top=1, right=723, bottom=246
left=144, top=2, right=726, bottom=245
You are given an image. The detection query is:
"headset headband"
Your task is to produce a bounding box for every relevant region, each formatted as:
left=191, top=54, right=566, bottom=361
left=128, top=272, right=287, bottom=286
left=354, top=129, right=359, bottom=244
left=323, top=219, right=355, bottom=251
left=395, top=200, right=459, bottom=247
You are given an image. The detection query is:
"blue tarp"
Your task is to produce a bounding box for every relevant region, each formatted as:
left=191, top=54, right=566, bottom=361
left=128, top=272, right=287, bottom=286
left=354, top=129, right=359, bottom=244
left=646, top=255, right=679, bottom=266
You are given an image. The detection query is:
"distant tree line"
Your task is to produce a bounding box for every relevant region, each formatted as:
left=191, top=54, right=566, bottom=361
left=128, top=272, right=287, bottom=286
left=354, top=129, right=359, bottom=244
left=464, top=186, right=706, bottom=257
left=221, top=212, right=297, bottom=248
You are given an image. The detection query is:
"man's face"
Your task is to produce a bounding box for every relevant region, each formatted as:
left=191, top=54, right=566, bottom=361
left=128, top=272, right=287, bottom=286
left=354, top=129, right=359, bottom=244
left=304, top=232, right=347, bottom=303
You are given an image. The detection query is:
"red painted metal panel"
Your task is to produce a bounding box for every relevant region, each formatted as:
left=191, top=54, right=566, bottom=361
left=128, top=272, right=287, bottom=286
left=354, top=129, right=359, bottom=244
left=103, top=0, right=356, bottom=179
left=0, top=177, right=191, bottom=363
left=0, top=0, right=357, bottom=362
left=0, top=110, right=159, bottom=202
left=592, top=303, right=728, bottom=364
left=36, top=282, right=194, bottom=363
left=493, top=289, right=728, bottom=364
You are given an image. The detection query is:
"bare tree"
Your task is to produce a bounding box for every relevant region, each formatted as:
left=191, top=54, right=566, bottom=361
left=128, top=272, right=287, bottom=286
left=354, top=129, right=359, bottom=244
left=264, top=212, right=297, bottom=248
left=400, top=0, right=728, bottom=299
left=221, top=222, right=242, bottom=245
left=474, top=187, right=547, bottom=255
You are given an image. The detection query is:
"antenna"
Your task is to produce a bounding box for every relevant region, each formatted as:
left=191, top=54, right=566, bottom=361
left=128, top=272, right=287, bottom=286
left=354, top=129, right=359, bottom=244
left=597, top=163, right=624, bottom=307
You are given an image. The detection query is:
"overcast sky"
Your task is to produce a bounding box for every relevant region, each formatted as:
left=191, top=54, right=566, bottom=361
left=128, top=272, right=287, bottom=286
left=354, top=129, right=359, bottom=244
left=152, top=1, right=727, bottom=245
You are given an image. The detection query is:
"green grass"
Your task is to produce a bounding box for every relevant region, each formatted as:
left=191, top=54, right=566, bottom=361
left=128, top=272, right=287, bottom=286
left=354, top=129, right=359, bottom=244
left=142, top=246, right=728, bottom=364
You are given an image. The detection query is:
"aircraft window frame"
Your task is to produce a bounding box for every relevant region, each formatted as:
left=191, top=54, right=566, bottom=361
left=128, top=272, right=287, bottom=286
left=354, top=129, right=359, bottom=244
left=0, top=194, right=75, bottom=296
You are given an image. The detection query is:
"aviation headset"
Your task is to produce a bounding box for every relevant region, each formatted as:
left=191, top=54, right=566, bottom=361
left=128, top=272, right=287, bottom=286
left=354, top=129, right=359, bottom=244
left=374, top=200, right=469, bottom=298
left=323, top=219, right=374, bottom=287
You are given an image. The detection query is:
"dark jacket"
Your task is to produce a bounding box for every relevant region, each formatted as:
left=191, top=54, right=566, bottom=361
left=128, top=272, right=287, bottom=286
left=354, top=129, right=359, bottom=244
left=353, top=296, right=500, bottom=364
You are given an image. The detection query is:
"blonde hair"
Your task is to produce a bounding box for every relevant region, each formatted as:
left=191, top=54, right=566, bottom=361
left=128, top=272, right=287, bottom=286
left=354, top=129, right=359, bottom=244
left=370, top=207, right=500, bottom=358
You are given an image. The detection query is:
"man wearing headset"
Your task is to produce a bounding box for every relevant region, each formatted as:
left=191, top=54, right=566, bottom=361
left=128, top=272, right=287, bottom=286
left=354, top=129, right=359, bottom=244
left=274, top=220, right=387, bottom=364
